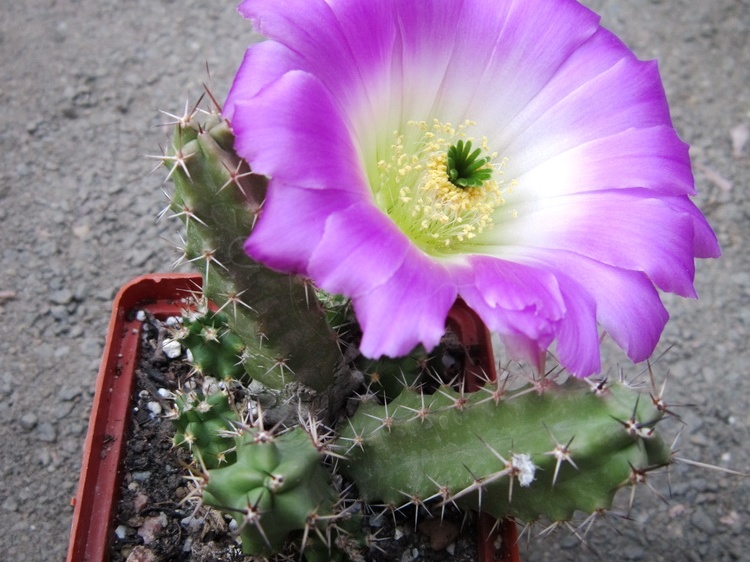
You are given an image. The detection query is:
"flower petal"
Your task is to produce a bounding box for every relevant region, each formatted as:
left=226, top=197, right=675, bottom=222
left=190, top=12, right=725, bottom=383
left=492, top=190, right=700, bottom=297
left=245, top=185, right=359, bottom=274
left=229, top=69, right=367, bottom=192
left=308, top=202, right=412, bottom=299
left=454, top=256, right=600, bottom=376
left=498, top=28, right=672, bottom=173
left=516, top=125, right=695, bottom=198
left=516, top=248, right=669, bottom=363
left=354, top=252, right=457, bottom=357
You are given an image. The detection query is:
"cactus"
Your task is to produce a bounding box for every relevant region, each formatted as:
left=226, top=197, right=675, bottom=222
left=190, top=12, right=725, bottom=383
left=157, top=97, right=686, bottom=560
left=200, top=425, right=340, bottom=556
left=172, top=304, right=247, bottom=381
left=337, top=376, right=672, bottom=523
left=164, top=102, right=341, bottom=392
left=169, top=383, right=239, bottom=470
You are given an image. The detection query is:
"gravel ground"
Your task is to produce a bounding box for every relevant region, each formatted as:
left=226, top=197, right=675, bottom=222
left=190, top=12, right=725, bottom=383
left=0, top=1, right=748, bottom=561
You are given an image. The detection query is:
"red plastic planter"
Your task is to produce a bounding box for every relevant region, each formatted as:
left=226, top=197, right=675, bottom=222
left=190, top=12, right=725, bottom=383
left=67, top=274, right=519, bottom=562
left=67, top=273, right=202, bottom=562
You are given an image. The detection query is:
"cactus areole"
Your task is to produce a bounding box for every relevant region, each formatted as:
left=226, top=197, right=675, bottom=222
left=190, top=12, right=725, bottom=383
left=224, top=0, right=719, bottom=378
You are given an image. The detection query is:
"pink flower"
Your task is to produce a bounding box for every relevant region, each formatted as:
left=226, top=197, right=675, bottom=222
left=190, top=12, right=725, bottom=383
left=224, top=0, right=719, bottom=377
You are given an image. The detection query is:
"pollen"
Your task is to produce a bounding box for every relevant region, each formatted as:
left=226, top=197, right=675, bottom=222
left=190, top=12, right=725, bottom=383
left=375, top=119, right=508, bottom=254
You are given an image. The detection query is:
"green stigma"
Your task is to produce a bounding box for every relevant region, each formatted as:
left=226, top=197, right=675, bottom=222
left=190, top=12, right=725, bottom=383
left=446, top=139, right=493, bottom=188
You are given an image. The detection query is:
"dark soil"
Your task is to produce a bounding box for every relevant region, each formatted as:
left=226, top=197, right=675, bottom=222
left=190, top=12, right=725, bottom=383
left=110, top=316, right=250, bottom=562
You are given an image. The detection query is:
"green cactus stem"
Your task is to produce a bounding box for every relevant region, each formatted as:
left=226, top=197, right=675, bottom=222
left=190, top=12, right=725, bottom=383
left=173, top=305, right=247, bottom=381
left=163, top=103, right=341, bottom=391
left=170, top=385, right=239, bottom=470
left=201, top=425, right=340, bottom=556
left=337, top=376, right=672, bottom=523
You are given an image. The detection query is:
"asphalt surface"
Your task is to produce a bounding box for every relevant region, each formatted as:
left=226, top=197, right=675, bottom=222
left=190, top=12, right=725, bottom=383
left=1, top=1, right=748, bottom=560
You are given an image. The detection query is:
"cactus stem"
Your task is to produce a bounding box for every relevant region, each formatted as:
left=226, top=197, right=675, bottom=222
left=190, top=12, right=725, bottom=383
left=424, top=476, right=455, bottom=520
left=585, top=376, right=610, bottom=396
left=396, top=492, right=430, bottom=529
left=339, top=420, right=366, bottom=455
left=612, top=395, right=658, bottom=439
left=475, top=378, right=508, bottom=406
left=240, top=502, right=273, bottom=550
left=262, top=356, right=294, bottom=383
left=436, top=385, right=469, bottom=411
left=150, top=140, right=196, bottom=182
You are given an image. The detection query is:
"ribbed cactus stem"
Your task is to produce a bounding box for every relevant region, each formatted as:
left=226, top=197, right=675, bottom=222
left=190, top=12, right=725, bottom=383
left=337, top=377, right=672, bottom=523
left=201, top=425, right=339, bottom=556
left=165, top=108, right=341, bottom=391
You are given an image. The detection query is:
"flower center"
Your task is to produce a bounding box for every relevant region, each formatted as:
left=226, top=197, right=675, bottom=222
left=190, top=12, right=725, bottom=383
left=374, top=120, right=507, bottom=255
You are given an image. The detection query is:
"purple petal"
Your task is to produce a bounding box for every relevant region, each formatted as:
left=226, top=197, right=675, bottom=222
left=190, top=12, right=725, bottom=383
left=453, top=256, right=563, bottom=345
left=229, top=69, right=368, bottom=192
left=306, top=202, right=457, bottom=357
left=245, top=185, right=359, bottom=275
left=518, top=248, right=669, bottom=363
left=497, top=190, right=700, bottom=297
left=308, top=203, right=412, bottom=299
left=224, top=41, right=300, bottom=123
left=516, top=125, right=695, bottom=198
left=454, top=256, right=600, bottom=376
left=499, top=28, right=672, bottom=171
left=354, top=252, right=457, bottom=357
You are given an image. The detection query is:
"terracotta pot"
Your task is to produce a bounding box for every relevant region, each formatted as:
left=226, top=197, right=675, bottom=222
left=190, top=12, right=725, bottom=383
left=67, top=273, right=520, bottom=562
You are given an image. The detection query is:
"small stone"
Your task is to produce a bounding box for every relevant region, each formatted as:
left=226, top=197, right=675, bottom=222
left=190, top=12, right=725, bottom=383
left=72, top=224, right=91, bottom=239
left=55, top=401, right=75, bottom=420
left=146, top=402, right=162, bottom=416
left=37, top=449, right=52, bottom=467
left=138, top=513, right=168, bottom=545
left=114, top=525, right=128, bottom=539
left=49, top=289, right=74, bottom=305
left=19, top=413, right=38, bottom=431
left=133, top=493, right=149, bottom=513
left=2, top=497, right=18, bottom=512
left=691, top=507, right=717, bottom=534
left=162, top=338, right=182, bottom=359
left=126, top=545, right=157, bottom=562
left=58, top=387, right=82, bottom=401
left=132, top=471, right=151, bottom=483
left=36, top=422, right=57, bottom=443
left=623, top=545, right=646, bottom=560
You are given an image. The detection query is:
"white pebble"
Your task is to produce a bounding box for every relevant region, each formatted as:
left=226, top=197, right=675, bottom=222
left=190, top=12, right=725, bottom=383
left=147, top=402, right=162, bottom=416
left=162, top=338, right=182, bottom=359
left=135, top=310, right=146, bottom=321
left=157, top=388, right=175, bottom=399
left=114, top=525, right=128, bottom=539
